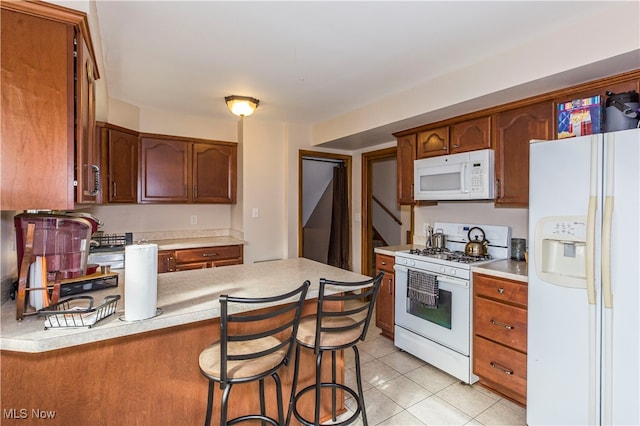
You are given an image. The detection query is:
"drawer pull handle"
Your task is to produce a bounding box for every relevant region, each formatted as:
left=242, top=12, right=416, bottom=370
left=490, top=319, right=514, bottom=330
left=490, top=362, right=514, bottom=375
left=381, top=261, right=387, bottom=265
left=497, top=287, right=505, bottom=294
left=202, top=253, right=219, bottom=257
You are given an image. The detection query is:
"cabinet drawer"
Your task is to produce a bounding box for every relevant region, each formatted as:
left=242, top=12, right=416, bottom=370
left=375, top=254, right=395, bottom=273
left=474, top=336, right=527, bottom=399
left=475, top=297, right=527, bottom=352
left=175, top=245, right=242, bottom=264
left=474, top=274, right=527, bottom=307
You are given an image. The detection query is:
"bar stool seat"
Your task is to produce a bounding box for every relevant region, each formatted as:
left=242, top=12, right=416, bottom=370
left=199, top=281, right=310, bottom=426
left=199, top=336, right=288, bottom=380
left=287, top=272, right=384, bottom=426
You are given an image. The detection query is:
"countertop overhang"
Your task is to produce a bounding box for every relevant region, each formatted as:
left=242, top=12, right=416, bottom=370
left=0, top=258, right=370, bottom=353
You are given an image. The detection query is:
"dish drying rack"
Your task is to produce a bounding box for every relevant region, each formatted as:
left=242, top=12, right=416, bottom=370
left=39, top=295, right=120, bottom=329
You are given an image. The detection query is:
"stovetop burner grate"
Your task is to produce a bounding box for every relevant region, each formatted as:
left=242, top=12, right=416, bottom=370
left=407, top=248, right=492, bottom=264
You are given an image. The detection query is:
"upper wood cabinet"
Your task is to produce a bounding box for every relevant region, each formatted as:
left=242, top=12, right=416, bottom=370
left=140, top=137, right=190, bottom=203
left=397, top=134, right=417, bottom=205
left=394, top=71, right=639, bottom=208
left=0, top=2, right=99, bottom=210
left=75, top=37, right=99, bottom=204
left=192, top=142, right=237, bottom=203
left=494, top=101, right=553, bottom=207
left=417, top=127, right=449, bottom=158
left=139, top=134, right=237, bottom=204
left=450, top=116, right=491, bottom=153
left=98, top=122, right=139, bottom=204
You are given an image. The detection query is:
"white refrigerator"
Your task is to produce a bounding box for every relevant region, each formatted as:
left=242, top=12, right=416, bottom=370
left=527, top=128, right=639, bottom=425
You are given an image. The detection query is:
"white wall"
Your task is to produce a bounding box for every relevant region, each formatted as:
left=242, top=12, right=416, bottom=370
left=240, top=120, right=287, bottom=263
left=312, top=1, right=640, bottom=146
left=414, top=201, right=528, bottom=244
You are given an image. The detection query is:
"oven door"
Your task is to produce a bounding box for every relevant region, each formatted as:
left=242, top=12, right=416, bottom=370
left=394, top=264, right=470, bottom=355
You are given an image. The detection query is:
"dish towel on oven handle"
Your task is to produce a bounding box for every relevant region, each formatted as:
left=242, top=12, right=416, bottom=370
left=407, top=269, right=439, bottom=309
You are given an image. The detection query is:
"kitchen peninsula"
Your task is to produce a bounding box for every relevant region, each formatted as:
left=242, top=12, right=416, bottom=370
left=1, top=258, right=370, bottom=425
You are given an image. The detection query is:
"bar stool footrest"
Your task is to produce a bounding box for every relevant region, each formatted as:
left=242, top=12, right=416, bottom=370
left=228, top=414, right=279, bottom=426
left=292, top=382, right=362, bottom=426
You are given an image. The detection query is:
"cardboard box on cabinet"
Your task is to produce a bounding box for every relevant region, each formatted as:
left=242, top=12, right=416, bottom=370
left=557, top=95, right=603, bottom=139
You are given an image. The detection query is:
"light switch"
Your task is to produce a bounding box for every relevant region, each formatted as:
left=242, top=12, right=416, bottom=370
left=252, top=208, right=259, bottom=218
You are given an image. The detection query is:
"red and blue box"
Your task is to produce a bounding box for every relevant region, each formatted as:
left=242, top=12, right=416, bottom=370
left=557, top=96, right=603, bottom=139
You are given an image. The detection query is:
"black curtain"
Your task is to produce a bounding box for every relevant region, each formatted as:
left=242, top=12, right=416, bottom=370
left=327, top=163, right=350, bottom=270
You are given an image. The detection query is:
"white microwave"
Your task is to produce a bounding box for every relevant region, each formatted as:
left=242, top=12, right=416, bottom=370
left=414, top=149, right=495, bottom=200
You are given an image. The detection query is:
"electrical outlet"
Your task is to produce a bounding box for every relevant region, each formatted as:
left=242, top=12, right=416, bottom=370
left=190, top=215, right=197, bottom=225
left=423, top=223, right=429, bottom=233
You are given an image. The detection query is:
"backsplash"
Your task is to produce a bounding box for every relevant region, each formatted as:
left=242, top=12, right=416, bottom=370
left=414, top=200, right=528, bottom=243
left=132, top=228, right=243, bottom=242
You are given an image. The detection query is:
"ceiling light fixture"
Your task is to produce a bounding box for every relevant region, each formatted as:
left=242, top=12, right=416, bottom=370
left=225, top=95, right=260, bottom=117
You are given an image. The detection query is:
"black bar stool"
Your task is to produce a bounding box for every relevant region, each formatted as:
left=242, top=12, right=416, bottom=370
left=286, top=272, right=384, bottom=426
left=199, top=281, right=310, bottom=426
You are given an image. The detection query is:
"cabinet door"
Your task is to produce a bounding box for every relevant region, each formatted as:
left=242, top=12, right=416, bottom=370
left=450, top=116, right=491, bottom=154
left=175, top=262, right=209, bottom=271
left=157, top=250, right=175, bottom=274
left=104, top=126, right=138, bottom=203
left=375, top=254, right=395, bottom=339
left=417, top=127, right=449, bottom=158
left=139, top=138, right=189, bottom=203
left=192, top=142, right=237, bottom=203
left=495, top=101, right=553, bottom=207
left=397, top=134, right=416, bottom=205
left=0, top=9, right=75, bottom=210
left=376, top=272, right=395, bottom=339
left=75, top=34, right=100, bottom=204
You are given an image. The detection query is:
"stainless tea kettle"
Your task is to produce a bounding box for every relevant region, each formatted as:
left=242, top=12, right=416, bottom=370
left=465, top=227, right=489, bottom=257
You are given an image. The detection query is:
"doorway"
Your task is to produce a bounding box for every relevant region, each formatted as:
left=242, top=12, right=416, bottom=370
left=299, top=150, right=352, bottom=270
left=362, top=148, right=413, bottom=276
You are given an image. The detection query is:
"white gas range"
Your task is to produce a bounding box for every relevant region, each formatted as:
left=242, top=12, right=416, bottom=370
left=394, top=222, right=511, bottom=383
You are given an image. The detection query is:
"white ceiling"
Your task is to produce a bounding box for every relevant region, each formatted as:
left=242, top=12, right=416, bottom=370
left=94, top=1, right=630, bottom=148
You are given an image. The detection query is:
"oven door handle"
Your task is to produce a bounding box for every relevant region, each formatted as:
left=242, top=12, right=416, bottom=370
left=434, top=275, right=469, bottom=288
left=394, top=264, right=469, bottom=288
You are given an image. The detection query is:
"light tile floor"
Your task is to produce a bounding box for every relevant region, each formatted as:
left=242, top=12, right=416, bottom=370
left=336, top=314, right=527, bottom=425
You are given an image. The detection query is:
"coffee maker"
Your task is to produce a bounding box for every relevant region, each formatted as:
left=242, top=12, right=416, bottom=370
left=14, top=211, right=100, bottom=281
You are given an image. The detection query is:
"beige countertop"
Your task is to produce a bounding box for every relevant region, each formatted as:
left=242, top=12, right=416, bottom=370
left=0, top=258, right=369, bottom=353
left=150, top=235, right=244, bottom=251
left=374, top=244, right=421, bottom=257
left=472, top=259, right=528, bottom=282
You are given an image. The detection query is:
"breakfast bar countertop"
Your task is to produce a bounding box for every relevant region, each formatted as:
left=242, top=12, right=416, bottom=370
left=0, top=258, right=370, bottom=353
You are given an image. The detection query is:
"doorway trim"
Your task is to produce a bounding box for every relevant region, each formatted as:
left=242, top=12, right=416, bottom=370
left=298, top=150, right=352, bottom=264
left=361, top=147, right=414, bottom=276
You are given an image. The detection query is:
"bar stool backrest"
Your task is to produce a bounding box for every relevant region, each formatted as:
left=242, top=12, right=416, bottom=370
left=314, top=271, right=385, bottom=352
left=219, top=281, right=310, bottom=386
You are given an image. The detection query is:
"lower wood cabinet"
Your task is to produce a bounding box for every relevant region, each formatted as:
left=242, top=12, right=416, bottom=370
left=375, top=253, right=395, bottom=339
left=473, top=272, right=528, bottom=406
left=157, top=245, right=243, bottom=274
